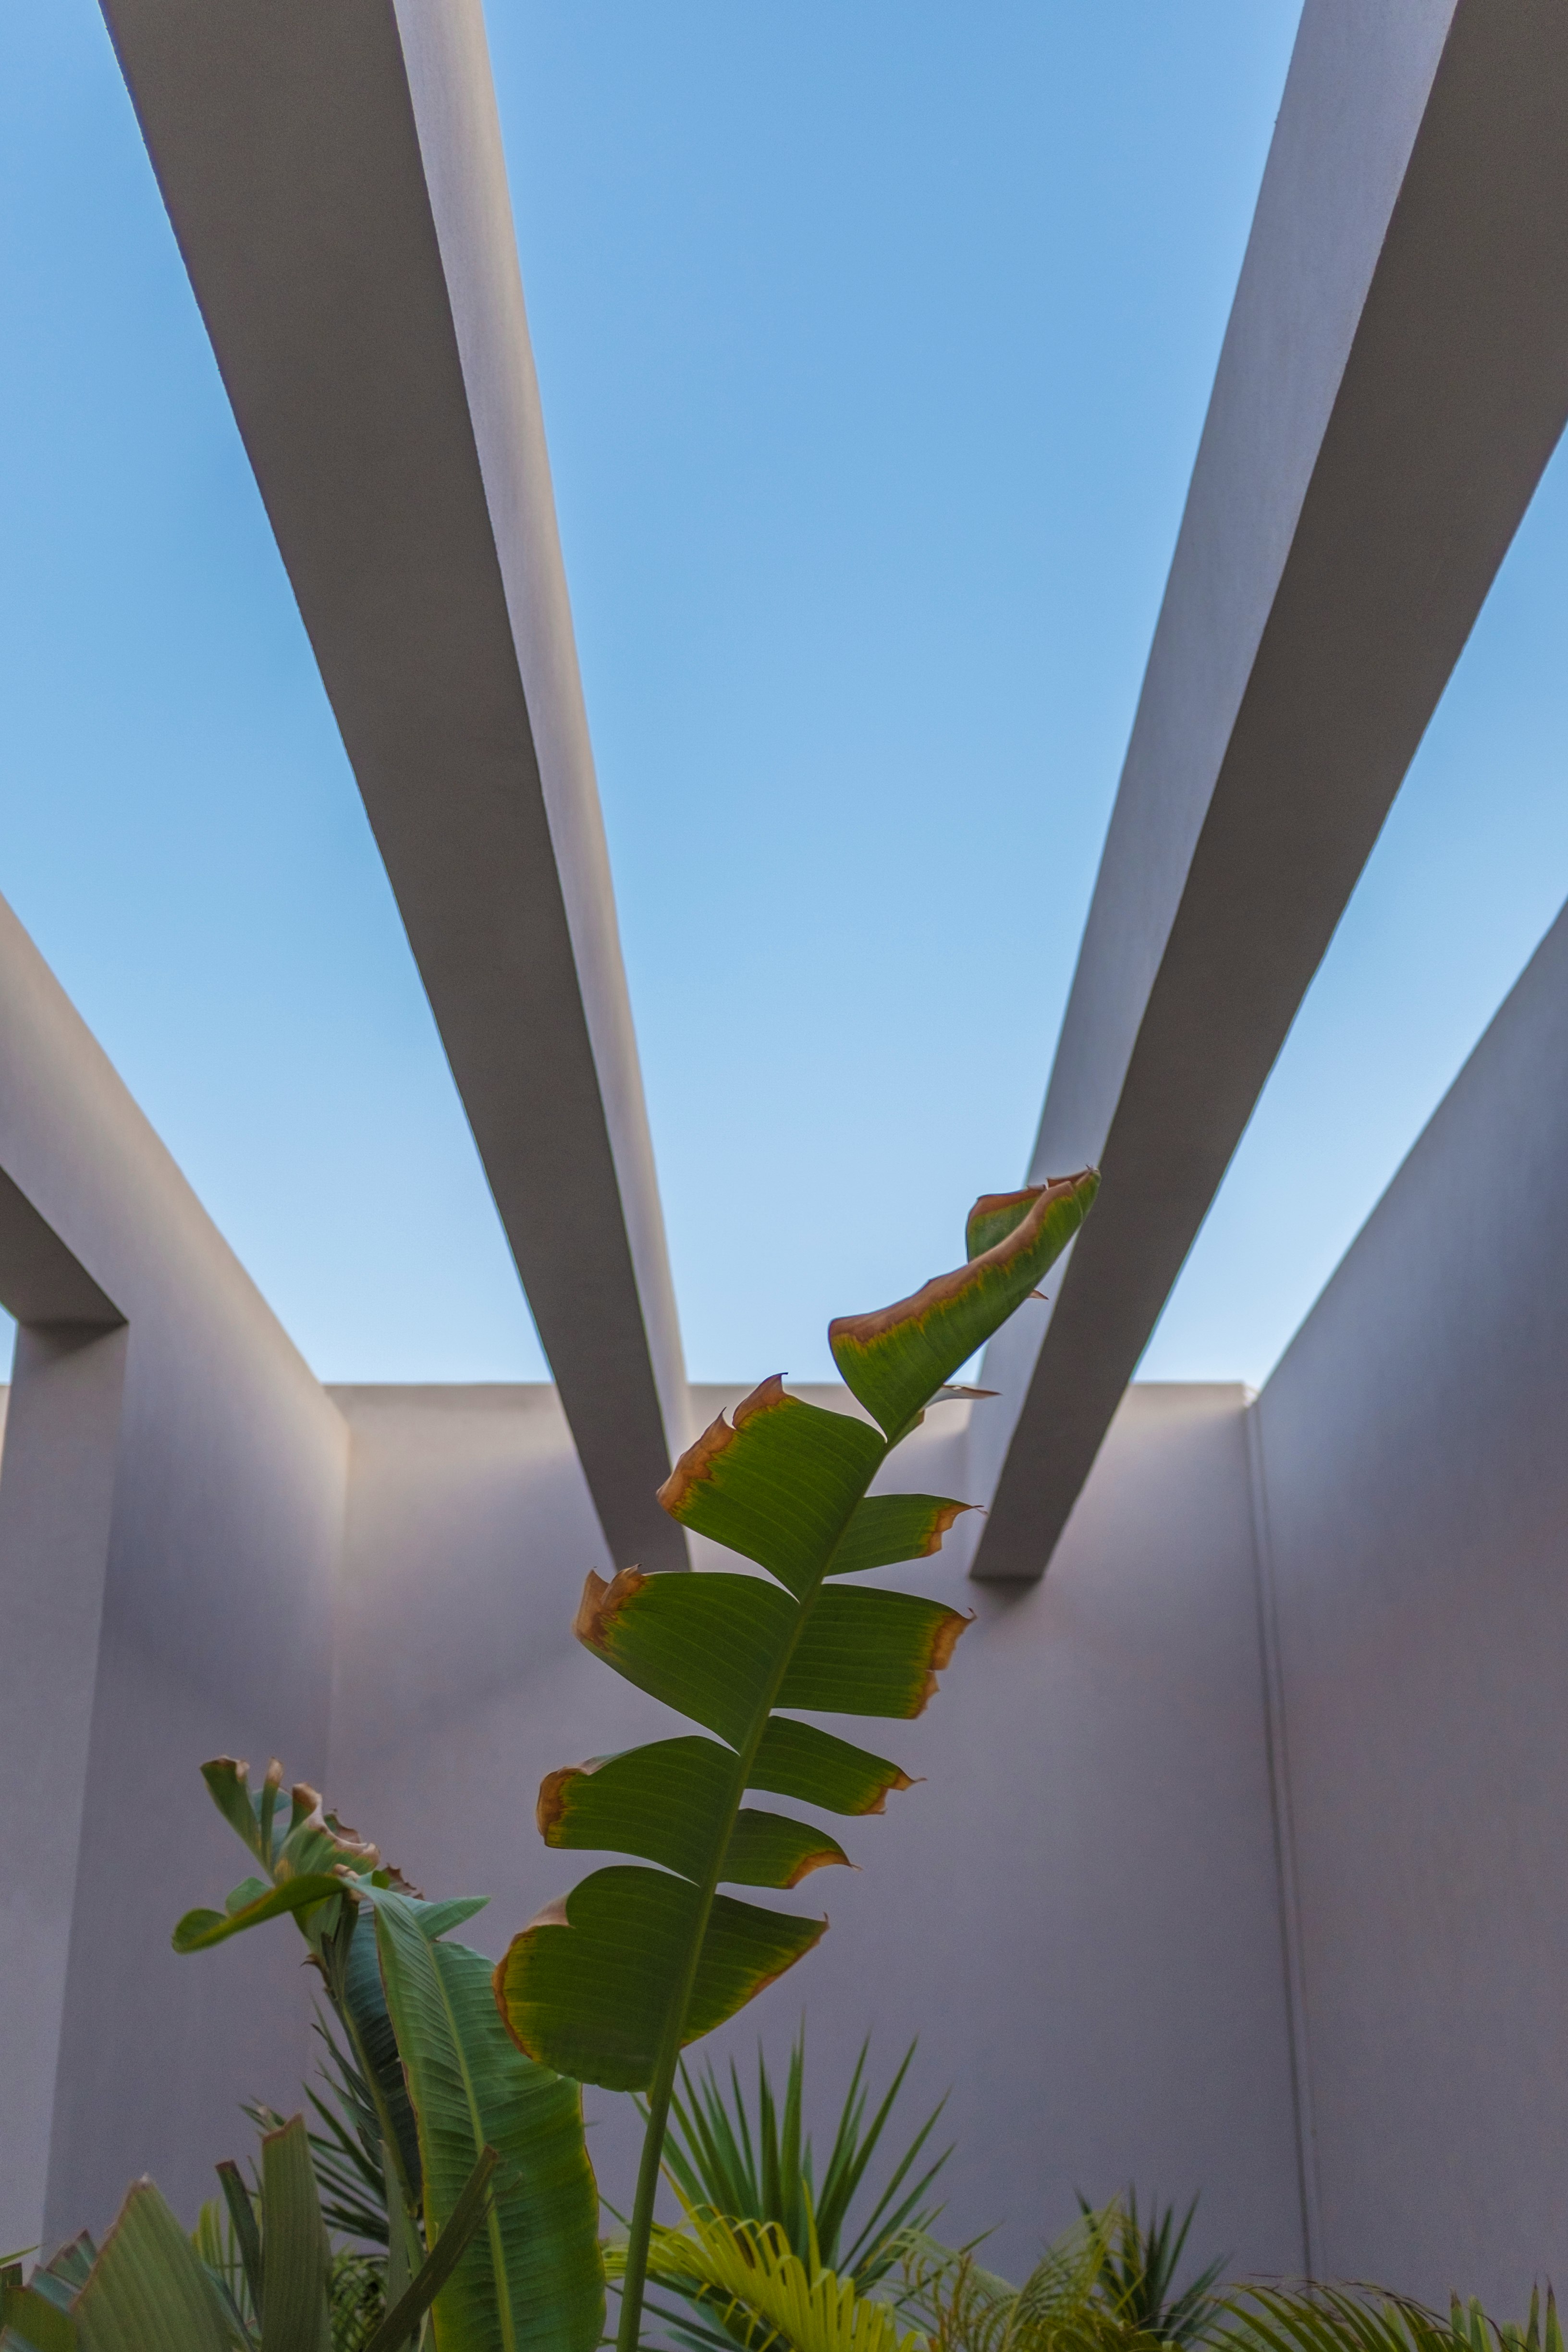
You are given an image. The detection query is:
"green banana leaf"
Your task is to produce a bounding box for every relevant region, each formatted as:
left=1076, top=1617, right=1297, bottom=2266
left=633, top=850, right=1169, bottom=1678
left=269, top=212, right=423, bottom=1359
left=257, top=2119, right=331, bottom=2352
left=172, top=1764, right=606, bottom=2352
left=1, top=2275, right=77, bottom=2352
left=495, top=1172, right=1097, bottom=2102
left=370, top=1890, right=603, bottom=2352
left=495, top=1175, right=1096, bottom=2352
left=69, top=2181, right=233, bottom=2352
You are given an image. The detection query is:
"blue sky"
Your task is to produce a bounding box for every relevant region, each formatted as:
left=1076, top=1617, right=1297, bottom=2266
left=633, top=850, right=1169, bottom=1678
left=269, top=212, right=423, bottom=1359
left=2, top=0, right=1566, bottom=1390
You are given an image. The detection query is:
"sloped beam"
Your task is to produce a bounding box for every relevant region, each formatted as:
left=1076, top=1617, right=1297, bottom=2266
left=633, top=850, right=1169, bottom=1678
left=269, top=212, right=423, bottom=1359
left=98, top=0, right=689, bottom=1568
left=970, top=0, right=1568, bottom=1579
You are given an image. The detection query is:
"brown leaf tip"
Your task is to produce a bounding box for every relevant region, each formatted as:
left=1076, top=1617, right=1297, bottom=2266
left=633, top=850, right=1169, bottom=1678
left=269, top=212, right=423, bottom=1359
left=968, top=1184, right=1044, bottom=1223
left=921, top=1501, right=976, bottom=1556
left=916, top=1607, right=973, bottom=1710
left=732, top=1372, right=788, bottom=1428
left=657, top=1410, right=735, bottom=1517
left=574, top=1566, right=647, bottom=1653
left=862, top=1766, right=918, bottom=1815
left=744, top=1916, right=830, bottom=2006
left=522, top=1894, right=571, bottom=1933
left=834, top=1170, right=1097, bottom=1357
left=782, top=1844, right=853, bottom=1888
left=658, top=1375, right=789, bottom=1519
left=930, top=1608, right=972, bottom=1672
left=536, top=1766, right=582, bottom=1843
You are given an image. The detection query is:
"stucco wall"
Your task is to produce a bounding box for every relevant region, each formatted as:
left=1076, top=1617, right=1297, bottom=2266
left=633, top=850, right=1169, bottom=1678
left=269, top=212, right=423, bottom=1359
left=1253, top=895, right=1568, bottom=2308
left=0, top=893, right=348, bottom=2250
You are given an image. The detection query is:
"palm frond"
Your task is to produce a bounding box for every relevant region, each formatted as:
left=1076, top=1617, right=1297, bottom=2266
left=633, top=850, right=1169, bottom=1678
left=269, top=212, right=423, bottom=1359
left=247, top=2009, right=392, bottom=2249
left=1077, top=2192, right=1225, bottom=2346
left=898, top=2209, right=1168, bottom=2352
left=654, top=2028, right=949, bottom=2283
left=610, top=2205, right=923, bottom=2352
left=1222, top=2284, right=1564, bottom=2352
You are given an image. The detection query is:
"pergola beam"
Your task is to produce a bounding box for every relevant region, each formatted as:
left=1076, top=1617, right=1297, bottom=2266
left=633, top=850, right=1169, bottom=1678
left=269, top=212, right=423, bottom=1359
left=970, top=0, right=1568, bottom=1579
left=98, top=0, right=690, bottom=1567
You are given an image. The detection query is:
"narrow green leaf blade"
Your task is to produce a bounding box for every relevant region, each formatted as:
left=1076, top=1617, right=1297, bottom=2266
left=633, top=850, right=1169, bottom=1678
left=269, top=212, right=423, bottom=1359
left=827, top=1495, right=972, bottom=1577
left=360, top=2147, right=497, bottom=2352
left=829, top=1170, right=1098, bottom=1435
left=373, top=1890, right=604, bottom=2352
left=574, top=1569, right=795, bottom=1748
left=778, top=1587, right=970, bottom=1718
left=657, top=1380, right=885, bottom=1597
left=216, top=2162, right=263, bottom=2326
left=748, top=1719, right=914, bottom=1815
left=258, top=2116, right=331, bottom=2352
left=71, top=2182, right=233, bottom=2352
left=721, top=1810, right=849, bottom=1889
left=538, top=1738, right=735, bottom=1880
left=172, top=1873, right=345, bottom=1953
left=495, top=1867, right=825, bottom=2094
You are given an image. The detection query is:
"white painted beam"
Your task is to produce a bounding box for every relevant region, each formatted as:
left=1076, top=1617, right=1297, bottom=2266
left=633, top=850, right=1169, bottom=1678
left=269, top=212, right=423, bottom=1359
left=97, top=0, right=690, bottom=1569
left=969, top=0, right=1568, bottom=1579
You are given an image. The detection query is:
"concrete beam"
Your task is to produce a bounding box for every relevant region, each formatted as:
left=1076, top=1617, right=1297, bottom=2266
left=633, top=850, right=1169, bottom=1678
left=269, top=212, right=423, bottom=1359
left=97, top=0, right=689, bottom=1568
left=970, top=0, right=1568, bottom=1579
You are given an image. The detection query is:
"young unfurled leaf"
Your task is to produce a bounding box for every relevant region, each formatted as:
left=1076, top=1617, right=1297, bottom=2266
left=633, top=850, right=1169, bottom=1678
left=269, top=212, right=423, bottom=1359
left=496, top=1869, right=825, bottom=2095
left=829, top=1169, right=1098, bottom=1438
left=964, top=1183, right=1068, bottom=1261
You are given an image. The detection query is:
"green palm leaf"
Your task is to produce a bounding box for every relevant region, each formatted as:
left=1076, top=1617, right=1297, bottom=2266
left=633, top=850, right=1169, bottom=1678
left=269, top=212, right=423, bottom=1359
left=608, top=2205, right=923, bottom=2352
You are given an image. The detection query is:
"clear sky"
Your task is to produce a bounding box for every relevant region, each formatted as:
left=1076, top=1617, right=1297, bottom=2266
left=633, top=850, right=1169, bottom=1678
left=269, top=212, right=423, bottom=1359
left=2, top=0, right=1566, bottom=1391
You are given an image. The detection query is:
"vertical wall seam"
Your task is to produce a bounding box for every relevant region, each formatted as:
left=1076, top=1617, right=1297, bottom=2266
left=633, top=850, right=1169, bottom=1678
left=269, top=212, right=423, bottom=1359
left=1244, top=1394, right=1323, bottom=2278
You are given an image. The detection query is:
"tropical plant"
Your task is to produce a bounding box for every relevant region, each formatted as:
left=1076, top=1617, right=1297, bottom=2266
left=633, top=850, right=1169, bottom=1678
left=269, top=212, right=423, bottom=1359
left=2, top=2111, right=492, bottom=2352
left=897, top=2207, right=1164, bottom=2352
left=489, top=1172, right=1099, bottom=2352
left=171, top=1762, right=603, bottom=2352
left=247, top=2011, right=395, bottom=2250
left=608, top=2202, right=925, bottom=2352
left=1077, top=2194, right=1223, bottom=2348
left=644, top=2030, right=949, bottom=2352
left=1221, top=2284, right=1564, bottom=2352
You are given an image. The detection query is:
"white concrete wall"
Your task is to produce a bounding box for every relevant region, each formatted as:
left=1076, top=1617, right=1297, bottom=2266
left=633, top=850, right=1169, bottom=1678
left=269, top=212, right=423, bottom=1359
left=1256, top=895, right=1568, bottom=2309
left=0, top=894, right=348, bottom=2249
left=328, top=1379, right=1303, bottom=2286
